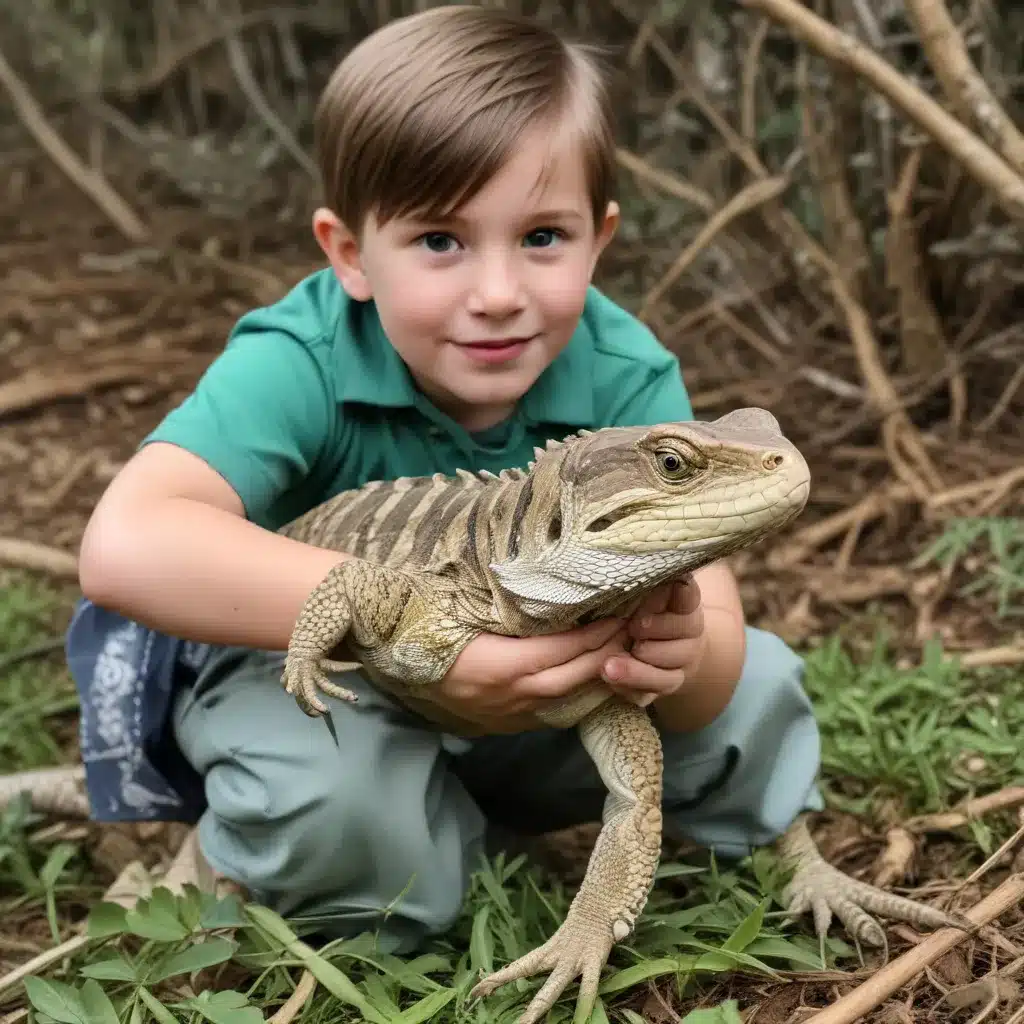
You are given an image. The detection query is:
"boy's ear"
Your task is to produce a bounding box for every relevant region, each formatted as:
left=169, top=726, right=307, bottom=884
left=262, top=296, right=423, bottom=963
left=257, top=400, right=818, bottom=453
left=312, top=208, right=372, bottom=301
left=590, top=200, right=620, bottom=272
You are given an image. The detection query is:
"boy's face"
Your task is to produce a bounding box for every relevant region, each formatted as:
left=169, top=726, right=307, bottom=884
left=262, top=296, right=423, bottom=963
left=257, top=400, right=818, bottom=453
left=314, top=121, right=619, bottom=432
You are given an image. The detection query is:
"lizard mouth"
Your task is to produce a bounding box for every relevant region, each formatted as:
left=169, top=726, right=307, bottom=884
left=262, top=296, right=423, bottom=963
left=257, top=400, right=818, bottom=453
left=584, top=508, right=633, bottom=534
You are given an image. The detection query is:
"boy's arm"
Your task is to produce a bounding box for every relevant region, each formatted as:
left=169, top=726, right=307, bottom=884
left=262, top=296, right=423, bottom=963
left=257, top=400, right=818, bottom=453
left=78, top=441, right=352, bottom=651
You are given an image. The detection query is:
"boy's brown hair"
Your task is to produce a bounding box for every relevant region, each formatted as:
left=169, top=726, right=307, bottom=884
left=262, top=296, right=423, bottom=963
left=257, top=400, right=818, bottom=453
left=313, top=5, right=616, bottom=234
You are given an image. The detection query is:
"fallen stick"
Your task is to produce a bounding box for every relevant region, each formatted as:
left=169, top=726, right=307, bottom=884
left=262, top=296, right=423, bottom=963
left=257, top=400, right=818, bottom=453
left=905, top=787, right=1024, bottom=834
left=926, top=465, right=1024, bottom=509
left=0, top=365, right=153, bottom=419
left=0, top=45, right=147, bottom=242
left=767, top=484, right=913, bottom=569
left=0, top=538, right=79, bottom=579
left=957, top=645, right=1024, bottom=668
left=267, top=970, right=317, bottom=1024
left=802, top=872, right=1024, bottom=1024
left=614, top=147, right=714, bottom=212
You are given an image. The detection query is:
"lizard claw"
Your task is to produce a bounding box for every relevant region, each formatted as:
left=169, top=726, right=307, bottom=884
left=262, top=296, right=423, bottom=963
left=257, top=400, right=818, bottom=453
left=778, top=816, right=972, bottom=964
left=470, top=907, right=614, bottom=1024
left=281, top=650, right=359, bottom=717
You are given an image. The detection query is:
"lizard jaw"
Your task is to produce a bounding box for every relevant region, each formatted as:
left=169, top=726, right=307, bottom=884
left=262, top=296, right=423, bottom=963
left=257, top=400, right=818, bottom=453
left=489, top=543, right=706, bottom=614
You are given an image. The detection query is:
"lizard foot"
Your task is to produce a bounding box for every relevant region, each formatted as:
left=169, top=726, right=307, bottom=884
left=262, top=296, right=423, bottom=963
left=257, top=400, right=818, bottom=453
left=470, top=903, right=614, bottom=1024
left=282, top=650, right=360, bottom=717
left=778, top=814, right=973, bottom=962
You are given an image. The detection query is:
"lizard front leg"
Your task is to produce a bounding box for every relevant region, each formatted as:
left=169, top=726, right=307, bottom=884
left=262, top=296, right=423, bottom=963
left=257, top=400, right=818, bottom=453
left=776, top=813, right=972, bottom=959
left=471, top=698, right=663, bottom=1024
left=282, top=558, right=474, bottom=717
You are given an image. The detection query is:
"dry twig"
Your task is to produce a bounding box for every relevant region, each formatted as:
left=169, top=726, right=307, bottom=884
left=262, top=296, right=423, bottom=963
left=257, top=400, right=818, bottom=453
left=904, top=0, right=1024, bottom=176
left=0, top=539, right=79, bottom=580
left=741, top=0, right=1024, bottom=221
left=885, top=147, right=951, bottom=378
left=0, top=45, right=147, bottom=242
left=267, top=970, right=317, bottom=1024
left=905, top=788, right=1024, bottom=834
left=638, top=174, right=791, bottom=319
left=0, top=366, right=161, bottom=420
left=614, top=148, right=714, bottom=212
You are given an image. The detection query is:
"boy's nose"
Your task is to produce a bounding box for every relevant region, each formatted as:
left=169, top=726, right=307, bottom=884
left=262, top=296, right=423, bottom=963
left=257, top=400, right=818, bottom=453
left=468, top=255, right=526, bottom=316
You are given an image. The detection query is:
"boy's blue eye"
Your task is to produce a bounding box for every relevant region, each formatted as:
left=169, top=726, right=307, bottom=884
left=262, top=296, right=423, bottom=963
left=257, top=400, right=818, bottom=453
left=420, top=232, right=457, bottom=253
left=524, top=228, right=562, bottom=248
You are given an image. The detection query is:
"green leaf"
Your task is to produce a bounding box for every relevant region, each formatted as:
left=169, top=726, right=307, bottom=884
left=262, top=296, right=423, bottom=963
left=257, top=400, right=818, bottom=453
left=22, top=978, right=89, bottom=1024
left=721, top=897, right=768, bottom=953
left=87, top=901, right=129, bottom=939
left=185, top=990, right=262, bottom=1024
left=654, top=863, right=708, bottom=879
left=681, top=1001, right=744, bottom=1024
left=469, top=904, right=493, bottom=975
left=244, top=904, right=390, bottom=1024
left=395, top=987, right=457, bottom=1024
left=40, top=843, right=79, bottom=889
left=79, top=956, right=139, bottom=982
left=80, top=980, right=120, bottom=1024
left=199, top=891, right=247, bottom=930
left=137, top=989, right=180, bottom=1024
left=149, top=938, right=238, bottom=983
left=124, top=897, right=189, bottom=942
left=597, top=957, right=680, bottom=994
left=743, top=936, right=831, bottom=970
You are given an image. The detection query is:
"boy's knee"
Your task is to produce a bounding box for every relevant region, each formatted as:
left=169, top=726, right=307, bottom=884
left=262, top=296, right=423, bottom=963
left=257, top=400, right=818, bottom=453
left=179, top=665, right=484, bottom=940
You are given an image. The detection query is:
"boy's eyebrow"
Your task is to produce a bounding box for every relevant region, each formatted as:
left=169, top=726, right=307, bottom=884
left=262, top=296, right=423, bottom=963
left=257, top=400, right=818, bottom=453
left=403, top=208, right=587, bottom=229
left=525, top=209, right=587, bottom=223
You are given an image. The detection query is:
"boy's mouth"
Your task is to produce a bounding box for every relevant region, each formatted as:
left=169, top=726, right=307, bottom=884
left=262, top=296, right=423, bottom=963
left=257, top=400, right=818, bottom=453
left=456, top=335, right=535, bottom=364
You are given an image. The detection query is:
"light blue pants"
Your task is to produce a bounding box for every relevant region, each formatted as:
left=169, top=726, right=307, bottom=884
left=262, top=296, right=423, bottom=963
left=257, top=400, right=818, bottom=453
left=171, top=627, right=822, bottom=950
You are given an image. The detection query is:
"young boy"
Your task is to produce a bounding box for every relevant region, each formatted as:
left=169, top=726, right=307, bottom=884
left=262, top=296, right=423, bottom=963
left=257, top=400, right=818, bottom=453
left=68, top=5, right=821, bottom=951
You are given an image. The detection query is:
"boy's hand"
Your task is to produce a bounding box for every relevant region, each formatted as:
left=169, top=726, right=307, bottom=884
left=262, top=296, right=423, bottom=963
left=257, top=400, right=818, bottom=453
left=601, top=578, right=706, bottom=707
left=431, top=617, right=630, bottom=732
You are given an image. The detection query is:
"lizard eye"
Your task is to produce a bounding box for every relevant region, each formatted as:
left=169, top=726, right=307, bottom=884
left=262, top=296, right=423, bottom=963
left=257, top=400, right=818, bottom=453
left=655, top=448, right=691, bottom=480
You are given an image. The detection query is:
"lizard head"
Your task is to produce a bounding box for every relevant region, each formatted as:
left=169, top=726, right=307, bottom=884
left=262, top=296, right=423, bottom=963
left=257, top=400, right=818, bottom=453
left=489, top=407, right=810, bottom=614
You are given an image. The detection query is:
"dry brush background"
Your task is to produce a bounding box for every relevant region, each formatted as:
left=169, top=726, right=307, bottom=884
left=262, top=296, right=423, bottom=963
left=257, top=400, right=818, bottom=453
left=0, top=0, right=1023, bottom=1021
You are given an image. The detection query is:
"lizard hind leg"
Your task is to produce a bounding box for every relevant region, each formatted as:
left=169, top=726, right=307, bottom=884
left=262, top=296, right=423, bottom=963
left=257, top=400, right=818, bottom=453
left=470, top=699, right=664, bottom=1024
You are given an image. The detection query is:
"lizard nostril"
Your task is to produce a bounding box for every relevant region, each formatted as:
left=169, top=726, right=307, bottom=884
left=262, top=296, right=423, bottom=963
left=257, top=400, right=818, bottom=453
left=762, top=452, right=784, bottom=471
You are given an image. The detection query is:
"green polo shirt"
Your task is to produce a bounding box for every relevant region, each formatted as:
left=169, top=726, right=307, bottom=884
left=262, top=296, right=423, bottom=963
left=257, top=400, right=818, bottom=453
left=143, top=269, right=693, bottom=531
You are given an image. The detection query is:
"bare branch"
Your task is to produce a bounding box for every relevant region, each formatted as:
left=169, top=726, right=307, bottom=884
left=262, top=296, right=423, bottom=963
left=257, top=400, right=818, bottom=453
left=742, top=0, right=1024, bottom=221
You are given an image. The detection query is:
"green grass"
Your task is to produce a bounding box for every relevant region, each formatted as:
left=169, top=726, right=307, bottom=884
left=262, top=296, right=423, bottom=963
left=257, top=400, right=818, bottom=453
left=0, top=563, right=1019, bottom=1023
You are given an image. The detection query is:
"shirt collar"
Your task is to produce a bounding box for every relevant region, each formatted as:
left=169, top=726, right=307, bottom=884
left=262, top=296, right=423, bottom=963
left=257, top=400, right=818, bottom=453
left=333, top=298, right=596, bottom=428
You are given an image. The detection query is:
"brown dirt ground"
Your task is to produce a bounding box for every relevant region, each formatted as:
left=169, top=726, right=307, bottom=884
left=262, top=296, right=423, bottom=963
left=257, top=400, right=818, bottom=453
left=2, top=149, right=1023, bottom=1021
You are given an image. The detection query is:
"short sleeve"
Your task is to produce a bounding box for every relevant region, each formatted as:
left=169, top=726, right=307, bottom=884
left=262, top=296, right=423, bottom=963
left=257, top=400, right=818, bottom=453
left=604, top=357, right=695, bottom=428
left=142, top=329, right=334, bottom=522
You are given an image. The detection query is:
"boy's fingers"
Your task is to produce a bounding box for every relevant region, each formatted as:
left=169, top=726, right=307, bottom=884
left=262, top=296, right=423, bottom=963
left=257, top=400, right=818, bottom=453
left=669, top=577, right=701, bottom=614
left=628, top=636, right=704, bottom=670
left=603, top=654, right=685, bottom=696
left=630, top=608, right=704, bottom=640
left=520, top=634, right=628, bottom=699
left=513, top=616, right=625, bottom=675
left=634, top=583, right=673, bottom=619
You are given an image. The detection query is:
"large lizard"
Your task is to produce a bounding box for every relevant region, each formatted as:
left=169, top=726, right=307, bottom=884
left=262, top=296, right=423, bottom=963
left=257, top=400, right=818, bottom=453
left=2, top=408, right=964, bottom=1023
